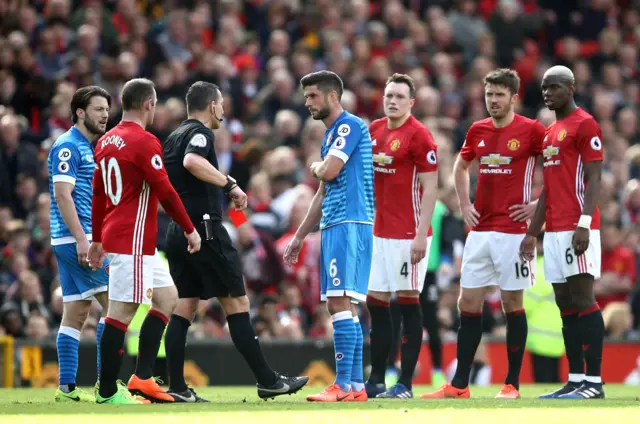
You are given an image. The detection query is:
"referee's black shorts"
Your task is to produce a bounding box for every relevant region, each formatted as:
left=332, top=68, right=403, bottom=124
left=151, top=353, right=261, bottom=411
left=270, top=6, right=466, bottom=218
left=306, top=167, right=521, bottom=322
left=164, top=220, right=246, bottom=299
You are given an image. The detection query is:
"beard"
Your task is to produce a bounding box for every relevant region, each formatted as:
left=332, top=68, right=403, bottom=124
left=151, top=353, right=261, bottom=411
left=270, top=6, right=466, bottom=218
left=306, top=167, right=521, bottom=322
left=313, top=105, right=331, bottom=120
left=84, top=115, right=106, bottom=136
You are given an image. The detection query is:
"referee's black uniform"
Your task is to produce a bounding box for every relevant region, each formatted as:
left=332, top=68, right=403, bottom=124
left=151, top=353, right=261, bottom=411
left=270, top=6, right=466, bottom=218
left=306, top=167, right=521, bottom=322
left=162, top=119, right=245, bottom=300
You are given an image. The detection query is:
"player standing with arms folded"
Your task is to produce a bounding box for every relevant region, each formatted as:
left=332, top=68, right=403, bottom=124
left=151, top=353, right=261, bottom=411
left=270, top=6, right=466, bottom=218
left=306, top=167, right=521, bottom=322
left=364, top=74, right=438, bottom=399
left=88, top=78, right=201, bottom=404
left=422, top=69, right=545, bottom=400
left=520, top=65, right=605, bottom=399
left=162, top=81, right=308, bottom=402
left=283, top=71, right=374, bottom=402
left=49, top=86, right=111, bottom=402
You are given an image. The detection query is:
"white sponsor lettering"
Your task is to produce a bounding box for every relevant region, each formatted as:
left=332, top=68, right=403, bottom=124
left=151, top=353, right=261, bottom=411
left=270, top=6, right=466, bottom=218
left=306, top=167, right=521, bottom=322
left=374, top=166, right=396, bottom=174
left=101, top=135, right=127, bottom=150
left=543, top=160, right=561, bottom=167
left=479, top=168, right=512, bottom=174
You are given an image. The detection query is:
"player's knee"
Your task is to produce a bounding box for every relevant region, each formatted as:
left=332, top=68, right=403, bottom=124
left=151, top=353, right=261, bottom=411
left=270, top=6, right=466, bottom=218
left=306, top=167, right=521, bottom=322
left=174, top=298, right=199, bottom=321
left=396, top=289, right=419, bottom=299
left=367, top=290, right=391, bottom=304
left=61, top=301, right=91, bottom=329
left=151, top=285, right=178, bottom=317
left=219, top=295, right=250, bottom=315
left=327, top=297, right=351, bottom=315
left=457, top=291, right=483, bottom=314
left=500, top=291, right=524, bottom=313
left=572, top=293, right=597, bottom=312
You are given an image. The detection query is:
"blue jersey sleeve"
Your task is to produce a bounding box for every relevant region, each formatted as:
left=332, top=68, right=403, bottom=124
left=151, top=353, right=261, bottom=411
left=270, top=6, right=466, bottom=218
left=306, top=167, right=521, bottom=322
left=327, top=119, right=362, bottom=163
left=51, top=142, right=82, bottom=185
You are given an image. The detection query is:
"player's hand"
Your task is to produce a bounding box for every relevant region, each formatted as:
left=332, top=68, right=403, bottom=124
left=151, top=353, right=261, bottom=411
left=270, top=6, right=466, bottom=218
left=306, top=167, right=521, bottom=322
left=460, top=203, right=480, bottom=228
left=410, top=236, right=428, bottom=265
left=310, top=162, right=322, bottom=179
left=185, top=229, right=201, bottom=254
left=87, top=242, right=105, bottom=271
left=283, top=236, right=304, bottom=265
left=229, top=186, right=247, bottom=211
left=77, top=238, right=90, bottom=267
left=509, top=201, right=537, bottom=222
left=572, top=227, right=590, bottom=257
left=519, top=234, right=536, bottom=262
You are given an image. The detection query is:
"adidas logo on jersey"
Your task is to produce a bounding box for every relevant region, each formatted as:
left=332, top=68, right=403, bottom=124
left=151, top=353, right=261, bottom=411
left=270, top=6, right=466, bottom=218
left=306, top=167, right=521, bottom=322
left=478, top=140, right=485, bottom=147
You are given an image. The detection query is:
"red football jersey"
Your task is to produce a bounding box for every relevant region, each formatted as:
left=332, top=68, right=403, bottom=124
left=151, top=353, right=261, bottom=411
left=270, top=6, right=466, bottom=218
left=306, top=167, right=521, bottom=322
left=460, top=114, right=545, bottom=234
left=542, top=108, right=603, bottom=232
left=92, top=121, right=194, bottom=255
left=369, top=115, right=438, bottom=239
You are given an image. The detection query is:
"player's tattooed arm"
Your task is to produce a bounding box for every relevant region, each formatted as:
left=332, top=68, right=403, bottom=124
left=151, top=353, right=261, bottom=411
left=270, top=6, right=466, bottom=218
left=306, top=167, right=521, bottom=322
left=572, top=160, right=602, bottom=256
left=453, top=155, right=480, bottom=227
left=310, top=156, right=344, bottom=182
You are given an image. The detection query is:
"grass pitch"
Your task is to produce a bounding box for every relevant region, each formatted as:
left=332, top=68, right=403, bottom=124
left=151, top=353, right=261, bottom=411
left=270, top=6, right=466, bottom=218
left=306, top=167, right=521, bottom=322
left=0, top=385, right=638, bottom=424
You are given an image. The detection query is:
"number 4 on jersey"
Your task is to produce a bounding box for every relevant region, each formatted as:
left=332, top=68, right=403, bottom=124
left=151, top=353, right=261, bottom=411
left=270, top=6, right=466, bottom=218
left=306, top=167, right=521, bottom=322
left=401, top=262, right=408, bottom=278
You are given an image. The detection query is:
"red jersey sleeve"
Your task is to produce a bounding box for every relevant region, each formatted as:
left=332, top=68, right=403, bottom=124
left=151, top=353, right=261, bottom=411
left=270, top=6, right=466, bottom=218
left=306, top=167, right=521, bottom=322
left=530, top=121, right=546, bottom=155
left=409, top=126, right=438, bottom=173
left=92, top=165, right=106, bottom=243
left=459, top=126, right=476, bottom=161
left=576, top=118, right=604, bottom=162
left=137, top=134, right=195, bottom=234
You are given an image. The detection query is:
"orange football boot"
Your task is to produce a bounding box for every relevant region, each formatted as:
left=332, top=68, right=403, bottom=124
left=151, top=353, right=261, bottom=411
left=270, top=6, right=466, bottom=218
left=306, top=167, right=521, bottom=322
left=350, top=389, right=368, bottom=402
left=127, top=375, right=174, bottom=403
left=306, top=384, right=354, bottom=402
left=420, top=383, right=470, bottom=399
left=495, top=384, right=521, bottom=399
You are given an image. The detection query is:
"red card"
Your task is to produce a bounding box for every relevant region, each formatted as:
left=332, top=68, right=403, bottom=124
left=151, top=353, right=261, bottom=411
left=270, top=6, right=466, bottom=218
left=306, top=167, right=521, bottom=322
left=229, top=209, right=248, bottom=227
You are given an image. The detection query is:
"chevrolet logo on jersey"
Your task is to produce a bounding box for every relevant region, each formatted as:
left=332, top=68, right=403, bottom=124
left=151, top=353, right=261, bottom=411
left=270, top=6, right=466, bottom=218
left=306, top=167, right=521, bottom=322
left=373, top=152, right=393, bottom=166
left=480, top=154, right=512, bottom=167
left=543, top=146, right=559, bottom=158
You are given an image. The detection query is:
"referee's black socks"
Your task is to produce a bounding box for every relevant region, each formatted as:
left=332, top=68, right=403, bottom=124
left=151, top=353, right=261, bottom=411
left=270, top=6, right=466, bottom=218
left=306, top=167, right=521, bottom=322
left=166, top=314, right=191, bottom=392
left=135, top=309, right=169, bottom=380
left=227, top=312, right=278, bottom=387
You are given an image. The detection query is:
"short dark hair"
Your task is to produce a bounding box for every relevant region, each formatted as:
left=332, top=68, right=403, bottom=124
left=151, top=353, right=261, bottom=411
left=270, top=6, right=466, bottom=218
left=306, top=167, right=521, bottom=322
left=70, top=86, right=111, bottom=124
left=185, top=81, right=221, bottom=114
left=121, top=78, right=156, bottom=111
left=386, top=73, right=416, bottom=98
left=300, top=70, right=344, bottom=100
left=483, top=68, right=520, bottom=95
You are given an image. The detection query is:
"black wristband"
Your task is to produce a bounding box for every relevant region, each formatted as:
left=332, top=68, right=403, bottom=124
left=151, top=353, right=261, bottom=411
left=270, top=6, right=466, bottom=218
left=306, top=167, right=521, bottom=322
left=223, top=175, right=237, bottom=194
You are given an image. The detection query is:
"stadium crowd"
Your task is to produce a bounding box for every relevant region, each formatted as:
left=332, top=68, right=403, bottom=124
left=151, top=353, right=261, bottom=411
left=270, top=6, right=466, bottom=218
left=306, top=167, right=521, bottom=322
left=0, top=0, right=639, bottom=346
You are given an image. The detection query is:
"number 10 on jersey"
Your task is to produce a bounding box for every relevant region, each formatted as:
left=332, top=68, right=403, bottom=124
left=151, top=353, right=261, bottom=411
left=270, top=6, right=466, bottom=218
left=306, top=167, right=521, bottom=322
left=99, top=157, right=123, bottom=206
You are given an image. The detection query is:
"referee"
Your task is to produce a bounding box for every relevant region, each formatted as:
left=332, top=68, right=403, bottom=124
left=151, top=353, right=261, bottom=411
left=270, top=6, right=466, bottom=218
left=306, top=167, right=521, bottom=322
left=162, top=81, right=308, bottom=402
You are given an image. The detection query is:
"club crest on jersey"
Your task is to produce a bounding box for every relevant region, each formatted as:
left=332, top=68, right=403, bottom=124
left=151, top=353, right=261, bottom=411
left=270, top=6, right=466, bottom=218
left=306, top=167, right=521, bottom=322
left=151, top=154, right=163, bottom=170
left=507, top=139, right=520, bottom=151
left=557, top=129, right=567, bottom=141
left=390, top=139, right=401, bottom=151
left=325, top=132, right=333, bottom=146
left=146, top=288, right=153, bottom=299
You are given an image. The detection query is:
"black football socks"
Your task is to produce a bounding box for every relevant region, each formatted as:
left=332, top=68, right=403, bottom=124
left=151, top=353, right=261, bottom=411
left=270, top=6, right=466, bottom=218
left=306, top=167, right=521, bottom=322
left=366, top=296, right=392, bottom=385
left=134, top=309, right=169, bottom=380
left=505, top=309, right=528, bottom=389
left=165, top=314, right=191, bottom=392
left=451, top=312, right=483, bottom=389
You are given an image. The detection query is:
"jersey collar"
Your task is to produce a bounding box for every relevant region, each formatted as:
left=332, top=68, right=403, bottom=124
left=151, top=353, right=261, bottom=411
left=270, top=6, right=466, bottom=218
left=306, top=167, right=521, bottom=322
left=70, top=125, right=91, bottom=146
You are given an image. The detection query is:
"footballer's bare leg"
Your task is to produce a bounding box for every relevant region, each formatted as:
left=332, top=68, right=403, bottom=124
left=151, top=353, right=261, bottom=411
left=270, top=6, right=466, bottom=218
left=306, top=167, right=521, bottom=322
left=219, top=295, right=309, bottom=399
left=539, top=283, right=585, bottom=398
left=127, top=286, right=177, bottom=403
left=376, top=289, right=421, bottom=399
left=497, top=289, right=526, bottom=399
left=365, top=290, right=392, bottom=396
left=421, top=286, right=487, bottom=399
left=560, top=274, right=605, bottom=398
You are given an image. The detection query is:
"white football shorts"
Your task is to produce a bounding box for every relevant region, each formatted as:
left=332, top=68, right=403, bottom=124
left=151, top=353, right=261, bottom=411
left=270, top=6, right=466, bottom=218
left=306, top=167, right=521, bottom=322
left=368, top=236, right=432, bottom=293
left=107, top=250, right=174, bottom=305
left=543, top=230, right=601, bottom=283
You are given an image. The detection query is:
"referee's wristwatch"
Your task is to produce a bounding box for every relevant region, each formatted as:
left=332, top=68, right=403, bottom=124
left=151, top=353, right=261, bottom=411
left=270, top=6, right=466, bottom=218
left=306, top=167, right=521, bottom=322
left=223, top=175, right=238, bottom=195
